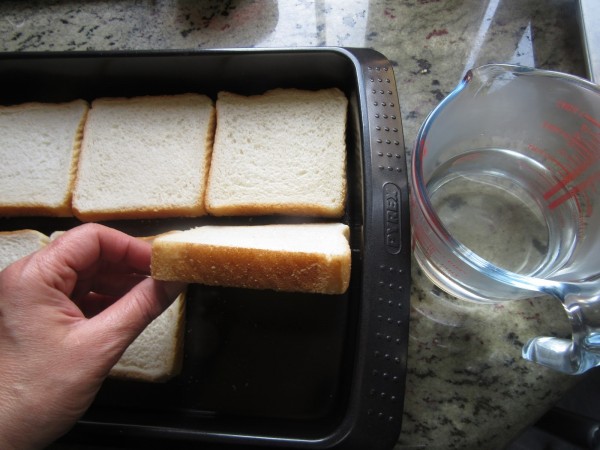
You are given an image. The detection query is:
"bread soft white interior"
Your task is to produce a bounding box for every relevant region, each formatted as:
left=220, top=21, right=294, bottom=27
left=72, top=94, right=215, bottom=221
left=0, top=100, right=88, bottom=217
left=205, top=88, right=348, bottom=217
left=109, top=292, right=186, bottom=383
left=0, top=229, right=49, bottom=270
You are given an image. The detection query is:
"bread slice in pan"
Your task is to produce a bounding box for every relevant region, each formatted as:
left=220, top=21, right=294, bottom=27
left=205, top=88, right=348, bottom=217
left=72, top=94, right=215, bottom=221
left=151, top=223, right=351, bottom=295
left=0, top=229, right=49, bottom=270
left=0, top=100, right=88, bottom=217
left=110, top=291, right=186, bottom=383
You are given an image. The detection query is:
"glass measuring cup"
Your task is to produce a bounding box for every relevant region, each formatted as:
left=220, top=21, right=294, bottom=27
left=410, top=64, right=600, bottom=375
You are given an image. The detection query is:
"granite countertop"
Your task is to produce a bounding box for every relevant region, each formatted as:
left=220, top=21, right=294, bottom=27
left=0, top=1, right=591, bottom=449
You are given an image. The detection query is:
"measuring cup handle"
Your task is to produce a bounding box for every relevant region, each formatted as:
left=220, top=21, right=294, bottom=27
left=523, top=289, right=600, bottom=375
left=521, top=337, right=595, bottom=375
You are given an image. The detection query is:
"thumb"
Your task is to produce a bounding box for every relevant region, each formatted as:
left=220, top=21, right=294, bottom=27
left=79, top=278, right=187, bottom=364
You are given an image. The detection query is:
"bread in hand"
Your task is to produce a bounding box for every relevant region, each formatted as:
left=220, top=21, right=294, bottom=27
left=205, top=88, right=348, bottom=217
left=151, top=223, right=351, bottom=295
left=0, top=100, right=88, bottom=217
left=72, top=94, right=215, bottom=221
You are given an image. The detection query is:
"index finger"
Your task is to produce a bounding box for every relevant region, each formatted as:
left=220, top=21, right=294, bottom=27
left=35, top=223, right=151, bottom=296
left=52, top=223, right=150, bottom=271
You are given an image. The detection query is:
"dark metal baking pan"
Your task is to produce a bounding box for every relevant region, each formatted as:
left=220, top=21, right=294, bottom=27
left=0, top=48, right=411, bottom=450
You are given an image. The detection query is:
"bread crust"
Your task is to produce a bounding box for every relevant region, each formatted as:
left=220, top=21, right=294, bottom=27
left=72, top=205, right=210, bottom=222
left=0, top=228, right=49, bottom=239
left=152, top=240, right=351, bottom=295
left=205, top=201, right=346, bottom=218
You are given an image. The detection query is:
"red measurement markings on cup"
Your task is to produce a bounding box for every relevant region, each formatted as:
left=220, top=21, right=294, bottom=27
left=413, top=212, right=467, bottom=280
left=535, top=100, right=600, bottom=213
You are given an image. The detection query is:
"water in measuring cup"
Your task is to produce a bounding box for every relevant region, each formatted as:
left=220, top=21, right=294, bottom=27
left=427, top=148, right=578, bottom=276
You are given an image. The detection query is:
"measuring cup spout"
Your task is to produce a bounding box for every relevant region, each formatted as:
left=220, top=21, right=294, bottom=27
left=522, top=284, right=600, bottom=375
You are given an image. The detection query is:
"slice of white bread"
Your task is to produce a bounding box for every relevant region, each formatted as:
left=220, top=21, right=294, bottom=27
left=0, top=229, right=49, bottom=270
left=72, top=94, right=215, bottom=221
left=0, top=100, right=88, bottom=217
left=109, top=291, right=186, bottom=383
left=151, top=223, right=351, bottom=294
left=205, top=88, right=348, bottom=217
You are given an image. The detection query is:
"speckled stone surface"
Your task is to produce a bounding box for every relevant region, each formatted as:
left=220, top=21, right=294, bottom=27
left=0, top=1, right=590, bottom=449
left=402, top=263, right=574, bottom=449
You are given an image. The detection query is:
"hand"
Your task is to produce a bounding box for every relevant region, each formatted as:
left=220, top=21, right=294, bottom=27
left=0, top=223, right=185, bottom=450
